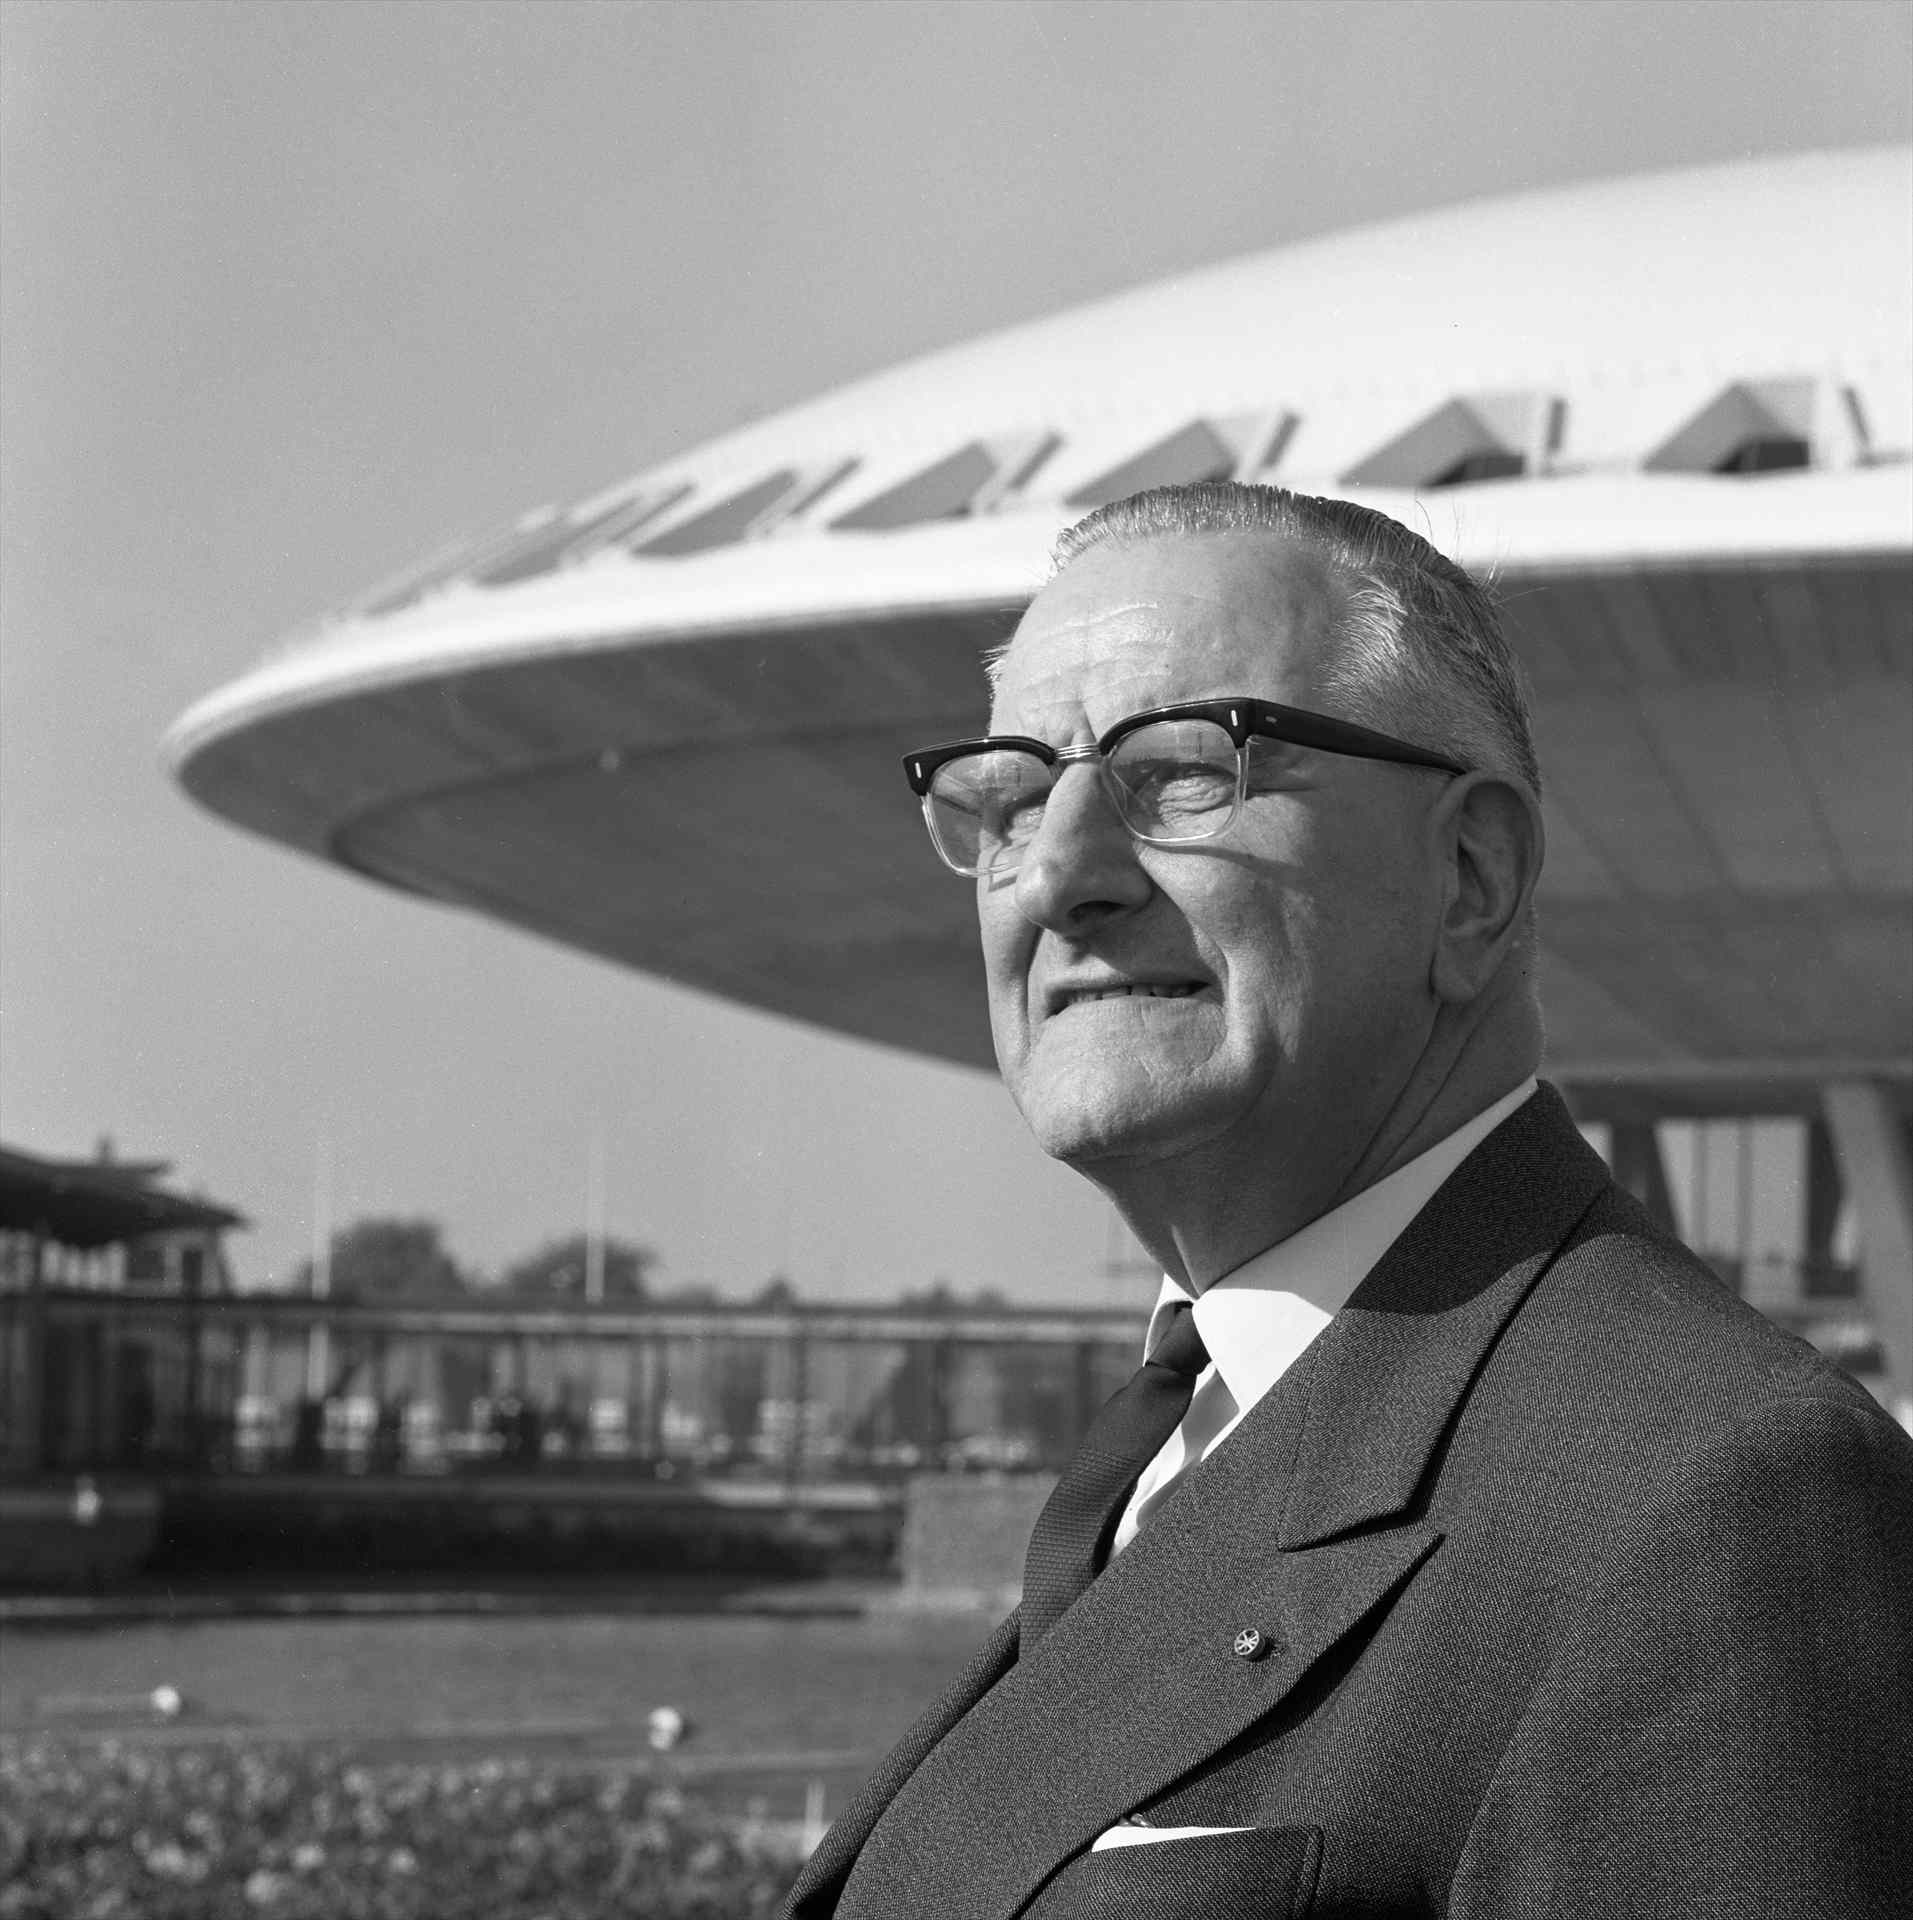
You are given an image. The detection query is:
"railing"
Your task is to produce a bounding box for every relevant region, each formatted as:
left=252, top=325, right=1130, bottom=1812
left=2, top=1266, right=1889, bottom=1484
left=1, top=1288, right=1145, bottom=1484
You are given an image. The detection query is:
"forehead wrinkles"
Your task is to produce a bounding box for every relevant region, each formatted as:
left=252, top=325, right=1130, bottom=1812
left=1004, top=597, right=1162, bottom=697
left=996, top=536, right=1347, bottom=721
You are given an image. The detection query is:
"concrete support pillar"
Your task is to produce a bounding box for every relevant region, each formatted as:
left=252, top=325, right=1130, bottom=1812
left=181, top=1233, right=206, bottom=1472
left=641, top=1336, right=667, bottom=1461
left=1610, top=1122, right=1678, bottom=1235
left=242, top=1322, right=271, bottom=1399
left=98, top=1315, right=122, bottom=1466
left=924, top=1337, right=951, bottom=1463
left=303, top=1318, right=331, bottom=1403
left=1822, top=1082, right=1913, bottom=1430
left=13, top=1229, right=48, bottom=1477
left=1804, top=1119, right=1844, bottom=1269
left=785, top=1328, right=811, bottom=1491
left=414, top=1334, right=444, bottom=1418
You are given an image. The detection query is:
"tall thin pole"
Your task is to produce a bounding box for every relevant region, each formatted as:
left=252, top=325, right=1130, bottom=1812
left=585, top=1126, right=606, bottom=1306
left=305, top=1135, right=332, bottom=1400
left=772, top=1045, right=792, bottom=1284
left=312, top=1137, right=333, bottom=1299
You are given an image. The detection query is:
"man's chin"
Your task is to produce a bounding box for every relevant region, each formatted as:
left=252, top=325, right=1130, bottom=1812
left=1014, top=1084, right=1227, bottom=1173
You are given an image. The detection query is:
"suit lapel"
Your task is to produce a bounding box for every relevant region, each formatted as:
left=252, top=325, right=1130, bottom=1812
left=840, top=1407, right=1441, bottom=1920
left=1276, top=1086, right=1610, bottom=1548
left=785, top=1611, right=1019, bottom=1918
left=826, top=1087, right=1612, bottom=1920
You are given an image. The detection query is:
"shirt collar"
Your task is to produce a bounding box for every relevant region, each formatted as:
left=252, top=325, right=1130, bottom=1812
left=1142, top=1079, right=1538, bottom=1412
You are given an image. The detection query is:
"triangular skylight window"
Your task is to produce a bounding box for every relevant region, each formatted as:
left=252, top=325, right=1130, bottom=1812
left=639, top=460, right=859, bottom=556
left=472, top=483, right=693, bottom=585
left=1066, top=412, right=1295, bottom=509
left=832, top=434, right=1060, bottom=531
left=1340, top=393, right=1561, bottom=490
left=354, top=509, right=564, bottom=620
left=1643, top=377, right=1861, bottom=476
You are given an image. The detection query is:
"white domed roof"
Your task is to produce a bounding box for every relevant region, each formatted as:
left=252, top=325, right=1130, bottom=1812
left=673, top=142, right=1910, bottom=499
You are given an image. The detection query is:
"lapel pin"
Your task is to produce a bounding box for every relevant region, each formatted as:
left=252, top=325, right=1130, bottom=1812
left=1231, top=1626, right=1275, bottom=1662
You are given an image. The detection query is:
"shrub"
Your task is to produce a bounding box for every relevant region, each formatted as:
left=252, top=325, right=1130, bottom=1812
left=0, top=1739, right=804, bottom=1919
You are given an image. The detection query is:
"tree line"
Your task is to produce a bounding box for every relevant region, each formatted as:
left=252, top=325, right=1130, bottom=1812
left=291, top=1219, right=1020, bottom=1310
left=294, top=1218, right=661, bottom=1304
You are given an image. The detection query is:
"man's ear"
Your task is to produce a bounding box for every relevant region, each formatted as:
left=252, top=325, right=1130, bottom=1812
left=1428, top=772, right=1545, bottom=1006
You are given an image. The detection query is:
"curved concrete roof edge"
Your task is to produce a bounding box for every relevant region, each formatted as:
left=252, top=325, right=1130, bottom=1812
left=167, top=467, right=1913, bottom=783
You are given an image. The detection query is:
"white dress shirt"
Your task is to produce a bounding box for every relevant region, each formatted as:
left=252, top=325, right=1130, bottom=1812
left=1108, top=1079, right=1536, bottom=1557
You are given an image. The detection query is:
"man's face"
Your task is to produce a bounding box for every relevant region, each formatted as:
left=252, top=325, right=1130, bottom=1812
left=981, top=533, right=1447, bottom=1187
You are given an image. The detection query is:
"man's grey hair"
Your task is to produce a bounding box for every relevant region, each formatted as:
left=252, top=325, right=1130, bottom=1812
left=1000, top=482, right=1542, bottom=795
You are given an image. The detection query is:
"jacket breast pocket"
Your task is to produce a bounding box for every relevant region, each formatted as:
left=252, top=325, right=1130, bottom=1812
left=1020, top=1825, right=1322, bottom=1919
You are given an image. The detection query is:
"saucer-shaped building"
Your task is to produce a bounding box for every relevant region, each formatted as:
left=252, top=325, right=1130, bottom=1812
left=170, top=147, right=1913, bottom=1408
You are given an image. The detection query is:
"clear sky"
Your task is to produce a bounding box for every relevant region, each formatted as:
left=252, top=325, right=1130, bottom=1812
left=3, top=0, right=1908, bottom=1302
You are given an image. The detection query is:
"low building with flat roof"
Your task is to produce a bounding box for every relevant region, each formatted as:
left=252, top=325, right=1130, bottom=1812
left=0, top=1139, right=244, bottom=1503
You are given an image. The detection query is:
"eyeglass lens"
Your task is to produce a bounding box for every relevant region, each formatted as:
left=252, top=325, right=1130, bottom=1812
left=926, top=718, right=1242, bottom=874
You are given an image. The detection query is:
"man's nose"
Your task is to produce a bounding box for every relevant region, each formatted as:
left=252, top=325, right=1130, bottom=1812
left=1012, top=764, right=1153, bottom=932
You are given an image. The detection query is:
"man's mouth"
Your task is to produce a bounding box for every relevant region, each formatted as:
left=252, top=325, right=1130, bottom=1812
left=1059, top=983, right=1203, bottom=1007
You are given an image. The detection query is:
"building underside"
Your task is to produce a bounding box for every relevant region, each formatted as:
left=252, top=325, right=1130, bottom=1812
left=179, top=545, right=1912, bottom=1090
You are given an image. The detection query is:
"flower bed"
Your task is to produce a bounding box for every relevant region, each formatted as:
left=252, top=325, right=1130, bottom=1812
left=0, top=1740, right=804, bottom=1919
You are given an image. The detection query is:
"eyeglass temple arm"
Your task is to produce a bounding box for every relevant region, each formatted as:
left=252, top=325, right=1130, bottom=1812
left=1249, top=704, right=1469, bottom=777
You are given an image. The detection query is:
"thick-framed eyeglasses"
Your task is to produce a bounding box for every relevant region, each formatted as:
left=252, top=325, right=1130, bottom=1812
left=902, top=696, right=1469, bottom=878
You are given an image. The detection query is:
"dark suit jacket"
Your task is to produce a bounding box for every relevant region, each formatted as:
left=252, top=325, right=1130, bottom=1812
left=783, top=1086, right=1913, bottom=1918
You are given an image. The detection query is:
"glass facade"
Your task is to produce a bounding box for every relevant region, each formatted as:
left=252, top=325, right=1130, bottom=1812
left=0, top=1292, right=1143, bottom=1484
left=4, top=1109, right=1897, bottom=1482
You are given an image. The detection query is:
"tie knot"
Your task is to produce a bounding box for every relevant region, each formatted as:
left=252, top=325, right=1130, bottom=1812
left=1146, top=1302, right=1209, bottom=1380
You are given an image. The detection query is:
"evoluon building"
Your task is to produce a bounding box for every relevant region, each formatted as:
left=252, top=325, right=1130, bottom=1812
left=170, top=147, right=1913, bottom=1418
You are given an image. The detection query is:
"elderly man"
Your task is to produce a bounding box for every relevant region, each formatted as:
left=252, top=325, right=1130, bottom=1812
left=783, top=483, right=1913, bottom=1919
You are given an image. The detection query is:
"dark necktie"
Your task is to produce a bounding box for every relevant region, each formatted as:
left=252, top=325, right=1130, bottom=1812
left=1020, top=1302, right=1211, bottom=1646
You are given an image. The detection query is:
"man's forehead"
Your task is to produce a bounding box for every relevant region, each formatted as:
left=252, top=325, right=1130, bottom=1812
left=995, top=531, right=1344, bottom=711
